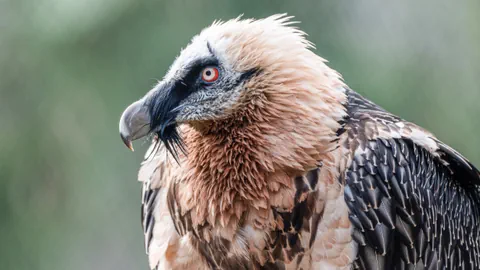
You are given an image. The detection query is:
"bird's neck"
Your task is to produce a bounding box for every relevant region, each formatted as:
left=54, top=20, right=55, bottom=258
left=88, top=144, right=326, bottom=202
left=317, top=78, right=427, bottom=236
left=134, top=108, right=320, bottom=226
left=179, top=86, right=348, bottom=227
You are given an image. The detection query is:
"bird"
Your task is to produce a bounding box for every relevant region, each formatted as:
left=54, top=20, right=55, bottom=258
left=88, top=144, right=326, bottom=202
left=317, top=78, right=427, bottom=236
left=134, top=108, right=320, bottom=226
left=119, top=14, right=480, bottom=270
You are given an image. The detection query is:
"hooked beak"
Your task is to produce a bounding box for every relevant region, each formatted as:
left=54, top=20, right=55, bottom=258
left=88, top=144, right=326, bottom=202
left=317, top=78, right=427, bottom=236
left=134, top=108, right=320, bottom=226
left=120, top=81, right=186, bottom=159
left=119, top=99, right=151, bottom=151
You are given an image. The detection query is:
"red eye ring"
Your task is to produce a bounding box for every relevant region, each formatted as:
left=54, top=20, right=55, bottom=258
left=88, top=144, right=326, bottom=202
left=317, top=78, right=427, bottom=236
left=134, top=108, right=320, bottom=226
left=201, top=66, right=219, bottom=83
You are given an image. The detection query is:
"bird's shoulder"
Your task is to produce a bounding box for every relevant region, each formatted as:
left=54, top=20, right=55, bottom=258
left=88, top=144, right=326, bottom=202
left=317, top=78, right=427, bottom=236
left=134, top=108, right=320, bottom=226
left=342, top=88, right=480, bottom=269
left=343, top=88, right=479, bottom=185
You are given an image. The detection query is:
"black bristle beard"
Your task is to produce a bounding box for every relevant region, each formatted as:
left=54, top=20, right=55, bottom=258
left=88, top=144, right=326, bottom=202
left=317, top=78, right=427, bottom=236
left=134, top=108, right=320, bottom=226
left=155, top=124, right=186, bottom=164
left=147, top=82, right=188, bottom=163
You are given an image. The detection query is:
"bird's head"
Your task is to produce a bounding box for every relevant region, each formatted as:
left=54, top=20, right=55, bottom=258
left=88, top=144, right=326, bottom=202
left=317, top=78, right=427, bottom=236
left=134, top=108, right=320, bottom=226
left=120, top=14, right=344, bottom=159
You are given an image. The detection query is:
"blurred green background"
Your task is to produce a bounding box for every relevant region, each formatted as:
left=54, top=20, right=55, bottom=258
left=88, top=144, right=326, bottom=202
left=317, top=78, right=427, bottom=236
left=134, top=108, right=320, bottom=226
left=1, top=0, right=479, bottom=269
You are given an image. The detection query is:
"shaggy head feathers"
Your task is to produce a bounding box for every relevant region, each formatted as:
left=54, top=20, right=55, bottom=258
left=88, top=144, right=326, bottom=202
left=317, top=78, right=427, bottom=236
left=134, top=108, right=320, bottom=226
left=147, top=14, right=346, bottom=159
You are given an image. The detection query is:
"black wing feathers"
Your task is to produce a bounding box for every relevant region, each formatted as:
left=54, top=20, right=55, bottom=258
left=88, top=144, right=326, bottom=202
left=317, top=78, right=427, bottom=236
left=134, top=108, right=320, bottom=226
left=347, top=137, right=480, bottom=270
left=344, top=89, right=480, bottom=269
left=436, top=141, right=480, bottom=191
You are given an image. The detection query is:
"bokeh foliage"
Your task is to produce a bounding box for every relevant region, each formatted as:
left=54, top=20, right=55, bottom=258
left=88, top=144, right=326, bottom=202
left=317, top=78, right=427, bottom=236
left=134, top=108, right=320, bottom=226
left=1, top=0, right=479, bottom=269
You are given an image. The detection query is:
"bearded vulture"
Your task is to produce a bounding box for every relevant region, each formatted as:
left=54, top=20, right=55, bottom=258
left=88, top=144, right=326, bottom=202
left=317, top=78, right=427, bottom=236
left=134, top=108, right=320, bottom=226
left=119, top=15, right=480, bottom=270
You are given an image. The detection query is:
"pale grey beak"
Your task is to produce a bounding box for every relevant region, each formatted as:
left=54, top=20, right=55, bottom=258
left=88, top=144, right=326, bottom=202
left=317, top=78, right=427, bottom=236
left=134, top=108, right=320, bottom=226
left=119, top=99, right=151, bottom=151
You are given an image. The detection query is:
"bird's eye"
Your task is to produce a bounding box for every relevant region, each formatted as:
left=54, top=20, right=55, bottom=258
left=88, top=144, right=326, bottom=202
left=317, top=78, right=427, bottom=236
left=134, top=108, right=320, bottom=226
left=201, top=66, right=219, bottom=83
